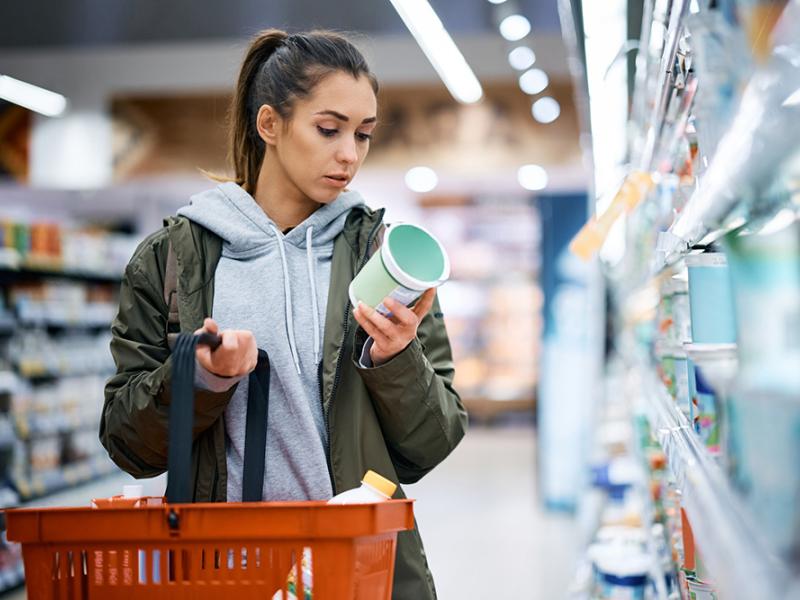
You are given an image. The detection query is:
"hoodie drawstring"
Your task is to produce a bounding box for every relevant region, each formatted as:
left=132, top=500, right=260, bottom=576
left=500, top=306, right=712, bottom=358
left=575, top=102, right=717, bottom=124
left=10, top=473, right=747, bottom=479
left=306, top=227, right=321, bottom=366
left=269, top=224, right=302, bottom=375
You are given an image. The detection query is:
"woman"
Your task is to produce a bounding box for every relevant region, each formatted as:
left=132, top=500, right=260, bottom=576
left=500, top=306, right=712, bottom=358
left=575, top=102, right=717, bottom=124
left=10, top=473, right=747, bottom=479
left=100, top=29, right=467, bottom=599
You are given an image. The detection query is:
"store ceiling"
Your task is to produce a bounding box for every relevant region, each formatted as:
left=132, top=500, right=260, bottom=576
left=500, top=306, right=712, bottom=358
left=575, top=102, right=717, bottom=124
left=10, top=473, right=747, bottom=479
left=0, top=0, right=560, bottom=49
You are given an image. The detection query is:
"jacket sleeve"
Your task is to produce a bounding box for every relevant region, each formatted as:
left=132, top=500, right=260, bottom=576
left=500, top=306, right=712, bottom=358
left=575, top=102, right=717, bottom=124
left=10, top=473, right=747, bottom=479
left=100, top=235, right=237, bottom=478
left=353, top=294, right=468, bottom=484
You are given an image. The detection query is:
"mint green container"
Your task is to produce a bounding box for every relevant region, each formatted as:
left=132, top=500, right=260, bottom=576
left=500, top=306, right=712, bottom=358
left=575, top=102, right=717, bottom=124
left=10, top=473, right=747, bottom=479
left=349, top=223, right=450, bottom=316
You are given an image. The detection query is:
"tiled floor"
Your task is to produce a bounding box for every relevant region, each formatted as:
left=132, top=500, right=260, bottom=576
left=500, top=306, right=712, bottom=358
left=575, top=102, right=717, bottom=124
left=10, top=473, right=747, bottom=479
left=407, top=423, right=579, bottom=599
left=4, top=423, right=578, bottom=599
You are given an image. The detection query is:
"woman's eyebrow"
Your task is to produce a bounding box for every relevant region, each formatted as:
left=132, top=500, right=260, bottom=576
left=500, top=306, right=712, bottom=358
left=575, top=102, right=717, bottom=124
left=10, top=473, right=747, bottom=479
left=315, top=109, right=377, bottom=124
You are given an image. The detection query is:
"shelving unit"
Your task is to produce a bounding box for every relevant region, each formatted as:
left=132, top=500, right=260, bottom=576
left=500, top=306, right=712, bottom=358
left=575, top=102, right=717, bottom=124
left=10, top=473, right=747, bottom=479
left=641, top=367, right=798, bottom=599
left=565, top=0, right=800, bottom=596
left=0, top=220, right=138, bottom=595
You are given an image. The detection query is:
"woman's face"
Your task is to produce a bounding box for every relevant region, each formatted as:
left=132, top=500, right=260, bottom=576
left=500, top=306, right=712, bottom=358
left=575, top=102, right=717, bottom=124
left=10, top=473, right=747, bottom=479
left=271, top=71, right=378, bottom=204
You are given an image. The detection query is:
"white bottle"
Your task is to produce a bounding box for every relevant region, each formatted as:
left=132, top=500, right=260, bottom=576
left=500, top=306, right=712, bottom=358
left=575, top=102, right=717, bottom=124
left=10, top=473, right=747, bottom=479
left=327, top=470, right=397, bottom=504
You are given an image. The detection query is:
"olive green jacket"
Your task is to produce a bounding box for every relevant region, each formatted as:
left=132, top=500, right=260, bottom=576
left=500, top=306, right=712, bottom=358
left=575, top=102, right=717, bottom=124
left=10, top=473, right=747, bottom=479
left=101, top=205, right=468, bottom=599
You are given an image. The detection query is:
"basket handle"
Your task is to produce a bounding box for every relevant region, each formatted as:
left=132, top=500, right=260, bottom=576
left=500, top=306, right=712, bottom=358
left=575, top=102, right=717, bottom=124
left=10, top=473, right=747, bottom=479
left=166, top=332, right=270, bottom=504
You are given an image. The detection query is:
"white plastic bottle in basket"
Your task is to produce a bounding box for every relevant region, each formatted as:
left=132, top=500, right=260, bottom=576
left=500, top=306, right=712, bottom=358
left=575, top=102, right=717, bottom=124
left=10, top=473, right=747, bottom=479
left=327, top=470, right=397, bottom=504
left=272, top=471, right=397, bottom=600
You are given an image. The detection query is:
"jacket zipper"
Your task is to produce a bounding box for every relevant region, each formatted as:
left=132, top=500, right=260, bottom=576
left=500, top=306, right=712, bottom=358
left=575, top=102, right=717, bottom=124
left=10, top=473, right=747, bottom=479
left=322, top=211, right=385, bottom=495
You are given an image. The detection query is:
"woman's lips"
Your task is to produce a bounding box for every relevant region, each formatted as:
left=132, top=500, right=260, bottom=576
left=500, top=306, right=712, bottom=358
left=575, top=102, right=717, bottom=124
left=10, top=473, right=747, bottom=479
left=323, top=176, right=349, bottom=188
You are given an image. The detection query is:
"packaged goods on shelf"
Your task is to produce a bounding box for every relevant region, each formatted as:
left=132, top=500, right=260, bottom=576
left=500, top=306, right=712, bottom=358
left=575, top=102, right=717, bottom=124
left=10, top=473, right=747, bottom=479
left=0, top=217, right=137, bottom=277
left=8, top=280, right=117, bottom=328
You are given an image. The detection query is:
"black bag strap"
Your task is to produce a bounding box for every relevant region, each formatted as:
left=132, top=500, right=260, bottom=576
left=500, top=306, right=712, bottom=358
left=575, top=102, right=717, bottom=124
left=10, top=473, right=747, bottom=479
left=166, top=332, right=271, bottom=505
left=242, top=350, right=270, bottom=502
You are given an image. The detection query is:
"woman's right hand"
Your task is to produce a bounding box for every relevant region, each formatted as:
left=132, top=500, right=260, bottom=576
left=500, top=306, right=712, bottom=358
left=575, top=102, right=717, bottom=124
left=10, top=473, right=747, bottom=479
left=194, top=318, right=258, bottom=377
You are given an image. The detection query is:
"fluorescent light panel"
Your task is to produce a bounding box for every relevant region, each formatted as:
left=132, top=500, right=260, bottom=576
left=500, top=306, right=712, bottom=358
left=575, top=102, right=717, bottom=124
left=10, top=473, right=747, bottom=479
left=0, top=75, right=67, bottom=117
left=389, top=0, right=483, bottom=104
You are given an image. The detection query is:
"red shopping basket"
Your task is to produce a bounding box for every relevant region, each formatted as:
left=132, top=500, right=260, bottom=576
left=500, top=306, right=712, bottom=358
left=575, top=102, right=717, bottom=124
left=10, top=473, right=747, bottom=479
left=5, top=332, right=414, bottom=598
left=5, top=497, right=414, bottom=599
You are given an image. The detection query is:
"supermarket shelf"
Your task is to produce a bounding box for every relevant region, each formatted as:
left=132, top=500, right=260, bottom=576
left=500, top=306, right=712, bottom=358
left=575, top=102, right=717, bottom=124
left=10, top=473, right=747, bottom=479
left=16, top=367, right=114, bottom=383
left=13, top=412, right=100, bottom=440
left=18, top=318, right=112, bottom=332
left=641, top=368, right=795, bottom=600
left=0, top=264, right=122, bottom=285
left=12, top=455, right=118, bottom=503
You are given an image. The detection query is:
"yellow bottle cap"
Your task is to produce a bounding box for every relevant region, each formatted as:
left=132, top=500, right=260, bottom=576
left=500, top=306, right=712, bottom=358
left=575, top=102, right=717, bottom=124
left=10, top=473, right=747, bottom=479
left=362, top=470, right=396, bottom=498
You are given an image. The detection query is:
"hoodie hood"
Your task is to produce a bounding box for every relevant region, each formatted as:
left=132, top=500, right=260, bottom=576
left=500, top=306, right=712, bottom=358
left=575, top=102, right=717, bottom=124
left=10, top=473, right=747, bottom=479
left=177, top=181, right=366, bottom=259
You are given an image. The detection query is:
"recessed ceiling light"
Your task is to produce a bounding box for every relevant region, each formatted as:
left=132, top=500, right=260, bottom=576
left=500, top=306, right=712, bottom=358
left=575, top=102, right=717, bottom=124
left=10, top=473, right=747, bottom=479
left=508, top=46, right=536, bottom=70
left=532, top=97, right=561, bottom=123
left=519, top=68, right=549, bottom=95
left=499, top=15, right=531, bottom=42
left=518, top=164, right=548, bottom=191
left=405, top=166, right=439, bottom=193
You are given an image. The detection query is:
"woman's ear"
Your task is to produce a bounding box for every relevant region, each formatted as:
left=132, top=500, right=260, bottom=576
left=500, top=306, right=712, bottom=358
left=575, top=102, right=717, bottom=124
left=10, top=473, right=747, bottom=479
left=256, top=105, right=280, bottom=146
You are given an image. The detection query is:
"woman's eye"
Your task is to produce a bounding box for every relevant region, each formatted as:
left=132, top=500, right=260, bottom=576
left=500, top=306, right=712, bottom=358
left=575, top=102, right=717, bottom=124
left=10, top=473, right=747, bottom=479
left=356, top=132, right=373, bottom=142
left=317, top=126, right=337, bottom=137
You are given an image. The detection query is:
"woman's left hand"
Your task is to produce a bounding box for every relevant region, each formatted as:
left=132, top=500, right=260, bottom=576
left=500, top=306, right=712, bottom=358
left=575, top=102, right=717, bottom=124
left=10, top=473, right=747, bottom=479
left=353, top=288, right=436, bottom=366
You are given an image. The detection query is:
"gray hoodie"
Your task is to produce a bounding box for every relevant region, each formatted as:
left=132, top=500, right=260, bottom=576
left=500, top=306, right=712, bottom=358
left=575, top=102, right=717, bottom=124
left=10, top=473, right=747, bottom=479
left=177, top=181, right=365, bottom=502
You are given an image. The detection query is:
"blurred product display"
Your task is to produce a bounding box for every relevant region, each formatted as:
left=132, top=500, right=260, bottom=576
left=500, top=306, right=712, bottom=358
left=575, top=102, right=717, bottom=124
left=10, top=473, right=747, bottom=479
left=0, top=221, right=135, bottom=592
left=568, top=0, right=800, bottom=599
left=427, top=197, right=541, bottom=419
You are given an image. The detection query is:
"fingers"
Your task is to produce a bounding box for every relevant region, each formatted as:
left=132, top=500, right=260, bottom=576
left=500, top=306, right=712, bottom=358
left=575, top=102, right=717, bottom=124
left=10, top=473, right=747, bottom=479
left=353, top=304, right=392, bottom=346
left=411, top=288, right=436, bottom=319
left=382, top=296, right=417, bottom=326
left=204, top=318, right=219, bottom=335
left=194, top=317, right=218, bottom=336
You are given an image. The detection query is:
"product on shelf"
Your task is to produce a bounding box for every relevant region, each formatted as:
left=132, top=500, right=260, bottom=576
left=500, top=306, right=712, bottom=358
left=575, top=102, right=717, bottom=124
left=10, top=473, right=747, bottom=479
left=0, top=218, right=138, bottom=277
left=723, top=216, right=800, bottom=393
left=685, top=253, right=737, bottom=345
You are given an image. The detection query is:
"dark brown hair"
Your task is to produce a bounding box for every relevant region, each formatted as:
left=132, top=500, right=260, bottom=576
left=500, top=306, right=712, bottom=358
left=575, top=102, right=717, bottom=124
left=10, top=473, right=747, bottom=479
left=225, top=29, right=379, bottom=194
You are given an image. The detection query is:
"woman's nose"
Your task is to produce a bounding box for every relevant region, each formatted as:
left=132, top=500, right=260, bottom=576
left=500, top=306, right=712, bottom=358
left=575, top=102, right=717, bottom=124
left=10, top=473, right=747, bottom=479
left=336, top=137, right=358, bottom=164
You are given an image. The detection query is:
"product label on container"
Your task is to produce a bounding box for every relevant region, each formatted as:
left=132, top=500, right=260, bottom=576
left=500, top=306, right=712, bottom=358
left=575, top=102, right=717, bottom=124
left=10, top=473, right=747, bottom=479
left=376, top=284, right=423, bottom=317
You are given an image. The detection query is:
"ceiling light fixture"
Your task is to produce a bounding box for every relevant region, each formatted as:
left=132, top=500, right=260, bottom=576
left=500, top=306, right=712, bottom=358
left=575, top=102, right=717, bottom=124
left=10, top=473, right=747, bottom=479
left=532, top=97, right=561, bottom=123
left=499, top=15, right=531, bottom=42
left=0, top=75, right=67, bottom=117
left=389, top=0, right=483, bottom=104
left=508, top=46, right=536, bottom=70
left=519, top=68, right=549, bottom=95
left=405, top=166, right=439, bottom=192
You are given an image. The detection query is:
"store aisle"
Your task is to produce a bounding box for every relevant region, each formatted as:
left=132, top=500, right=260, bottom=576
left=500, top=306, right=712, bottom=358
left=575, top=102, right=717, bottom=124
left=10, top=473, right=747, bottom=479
left=407, top=423, right=578, bottom=599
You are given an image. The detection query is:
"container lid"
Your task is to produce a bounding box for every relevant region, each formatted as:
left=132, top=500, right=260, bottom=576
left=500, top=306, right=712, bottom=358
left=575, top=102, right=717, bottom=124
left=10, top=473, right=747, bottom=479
left=683, top=342, right=738, bottom=362
left=685, top=252, right=727, bottom=267
left=381, top=223, right=450, bottom=291
left=362, top=470, right=397, bottom=498
left=589, top=544, right=652, bottom=577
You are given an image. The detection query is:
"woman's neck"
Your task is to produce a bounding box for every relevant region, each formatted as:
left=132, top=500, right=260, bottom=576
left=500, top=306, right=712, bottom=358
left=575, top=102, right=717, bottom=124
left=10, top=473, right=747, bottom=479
left=253, top=157, right=319, bottom=231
